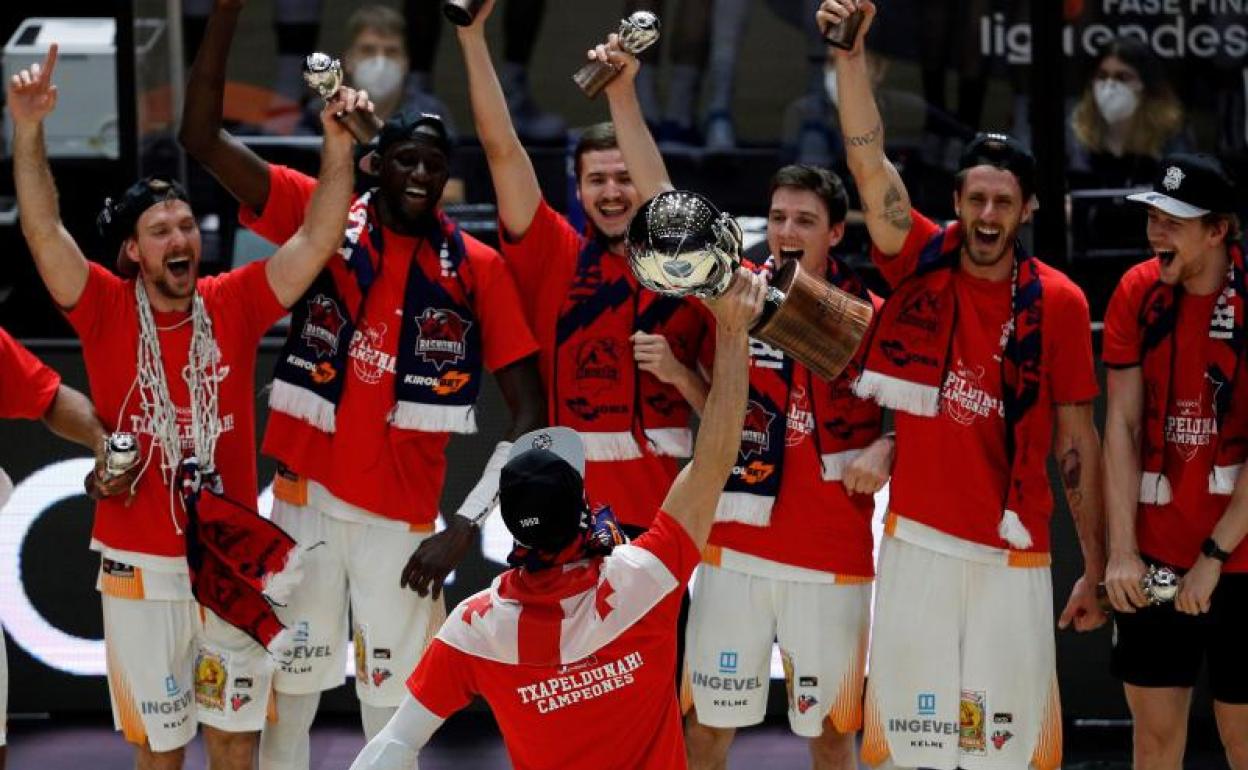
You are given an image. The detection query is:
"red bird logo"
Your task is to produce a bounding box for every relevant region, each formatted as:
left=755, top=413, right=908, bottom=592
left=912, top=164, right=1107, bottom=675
left=415, top=308, right=472, bottom=370
left=302, top=294, right=347, bottom=357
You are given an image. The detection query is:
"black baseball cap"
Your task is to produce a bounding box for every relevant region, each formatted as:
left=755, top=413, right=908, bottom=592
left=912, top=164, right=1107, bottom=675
left=377, top=111, right=452, bottom=158
left=1127, top=153, right=1237, bottom=218
left=958, top=132, right=1037, bottom=200
left=97, top=177, right=190, bottom=277
left=499, top=428, right=588, bottom=553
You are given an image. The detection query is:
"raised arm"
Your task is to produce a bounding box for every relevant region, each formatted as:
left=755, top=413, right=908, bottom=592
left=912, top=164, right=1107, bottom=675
left=1102, top=365, right=1152, bottom=612
left=9, top=45, right=89, bottom=310
left=455, top=0, right=543, bottom=239
left=178, top=0, right=273, bottom=212
left=662, top=270, right=763, bottom=547
left=594, top=36, right=672, bottom=201
left=1054, top=402, right=1108, bottom=632
left=819, top=0, right=913, bottom=257
left=263, top=97, right=358, bottom=308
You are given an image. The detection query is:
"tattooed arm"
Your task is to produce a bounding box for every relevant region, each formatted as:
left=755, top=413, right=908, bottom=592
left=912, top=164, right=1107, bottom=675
left=1053, top=402, right=1108, bottom=632
left=818, top=0, right=913, bottom=257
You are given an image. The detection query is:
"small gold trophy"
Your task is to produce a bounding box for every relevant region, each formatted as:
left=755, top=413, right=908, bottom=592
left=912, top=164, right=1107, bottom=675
left=303, top=53, right=384, bottom=144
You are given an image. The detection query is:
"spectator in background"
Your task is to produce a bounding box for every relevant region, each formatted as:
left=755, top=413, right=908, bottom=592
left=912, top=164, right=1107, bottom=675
left=298, top=5, right=466, bottom=203
left=1069, top=35, right=1189, bottom=189
left=404, top=0, right=565, bottom=143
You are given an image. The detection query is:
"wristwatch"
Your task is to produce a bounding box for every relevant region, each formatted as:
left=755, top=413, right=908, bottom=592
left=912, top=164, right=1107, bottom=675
left=1201, top=537, right=1231, bottom=563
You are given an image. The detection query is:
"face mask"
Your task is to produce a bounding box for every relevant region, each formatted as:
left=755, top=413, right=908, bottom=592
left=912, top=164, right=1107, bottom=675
left=1094, top=79, right=1140, bottom=124
left=351, top=55, right=404, bottom=99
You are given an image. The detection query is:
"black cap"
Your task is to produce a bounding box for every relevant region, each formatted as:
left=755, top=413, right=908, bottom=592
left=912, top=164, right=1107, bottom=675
left=1127, top=153, right=1237, bottom=219
left=376, top=111, right=452, bottom=158
left=499, top=428, right=588, bottom=552
left=97, top=177, right=190, bottom=277
left=958, top=132, right=1037, bottom=200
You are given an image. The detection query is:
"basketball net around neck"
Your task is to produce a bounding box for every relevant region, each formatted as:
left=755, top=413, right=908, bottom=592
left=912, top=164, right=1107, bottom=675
left=128, top=280, right=223, bottom=533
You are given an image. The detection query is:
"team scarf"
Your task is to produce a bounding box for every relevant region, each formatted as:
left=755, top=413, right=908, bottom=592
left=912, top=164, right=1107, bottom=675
left=854, top=223, right=1045, bottom=549
left=1137, top=243, right=1248, bottom=504
left=269, top=192, right=483, bottom=437
left=552, top=237, right=695, bottom=461
left=716, top=256, right=883, bottom=526
left=178, top=461, right=304, bottom=653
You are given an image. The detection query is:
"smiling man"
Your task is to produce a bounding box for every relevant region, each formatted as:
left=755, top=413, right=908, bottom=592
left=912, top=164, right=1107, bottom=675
left=454, top=0, right=710, bottom=537
left=11, top=43, right=359, bottom=770
left=1103, top=154, right=1248, bottom=770
left=179, top=3, right=547, bottom=767
left=820, top=2, right=1108, bottom=770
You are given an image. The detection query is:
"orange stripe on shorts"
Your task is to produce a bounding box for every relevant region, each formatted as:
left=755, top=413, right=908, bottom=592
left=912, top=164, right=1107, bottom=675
left=106, top=644, right=147, bottom=746
left=1030, top=676, right=1063, bottom=770
left=700, top=545, right=723, bottom=567
left=859, top=682, right=891, bottom=766
left=828, top=625, right=868, bottom=733
left=100, top=567, right=146, bottom=600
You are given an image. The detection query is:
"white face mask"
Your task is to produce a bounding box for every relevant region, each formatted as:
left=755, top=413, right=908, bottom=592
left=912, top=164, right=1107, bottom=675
left=1094, top=79, right=1140, bottom=124
left=351, top=55, right=404, bottom=99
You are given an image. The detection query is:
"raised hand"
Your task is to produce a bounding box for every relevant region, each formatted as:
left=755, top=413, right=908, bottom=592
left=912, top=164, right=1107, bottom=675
left=7, top=44, right=60, bottom=126
left=589, top=32, right=641, bottom=95
left=816, top=0, right=877, bottom=57
left=320, top=85, right=376, bottom=145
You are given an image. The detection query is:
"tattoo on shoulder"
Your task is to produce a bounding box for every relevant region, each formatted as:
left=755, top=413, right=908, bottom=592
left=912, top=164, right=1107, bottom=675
left=880, top=184, right=911, bottom=233
left=846, top=122, right=883, bottom=147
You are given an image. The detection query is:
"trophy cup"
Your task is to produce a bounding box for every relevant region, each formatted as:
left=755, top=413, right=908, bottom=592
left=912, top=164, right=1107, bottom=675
left=103, top=432, right=139, bottom=480
left=1096, top=564, right=1180, bottom=611
left=628, top=190, right=873, bottom=382
left=303, top=53, right=385, bottom=144
left=442, top=0, right=486, bottom=26
left=821, top=9, right=866, bottom=50
left=573, top=12, right=661, bottom=99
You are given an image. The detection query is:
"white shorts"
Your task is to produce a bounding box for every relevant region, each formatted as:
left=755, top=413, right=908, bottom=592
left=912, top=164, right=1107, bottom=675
left=862, top=526, right=1061, bottom=770
left=193, top=610, right=276, bottom=733
left=102, top=594, right=199, bottom=752
left=271, top=493, right=444, bottom=707
left=683, top=563, right=871, bottom=737
left=102, top=595, right=275, bottom=750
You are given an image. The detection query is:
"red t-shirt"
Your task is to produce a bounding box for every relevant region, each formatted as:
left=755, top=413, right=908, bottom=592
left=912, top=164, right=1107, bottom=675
left=500, top=200, right=709, bottom=529
left=408, top=511, right=698, bottom=770
left=1103, top=258, right=1248, bottom=572
left=0, top=328, right=61, bottom=420
left=709, top=361, right=875, bottom=576
left=875, top=212, right=1099, bottom=552
left=64, top=261, right=284, bottom=558
left=243, top=164, right=538, bottom=525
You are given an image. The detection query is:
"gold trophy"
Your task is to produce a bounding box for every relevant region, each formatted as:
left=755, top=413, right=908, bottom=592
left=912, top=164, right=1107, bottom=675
left=303, top=53, right=384, bottom=144
left=628, top=190, right=872, bottom=382
left=572, top=12, right=661, bottom=99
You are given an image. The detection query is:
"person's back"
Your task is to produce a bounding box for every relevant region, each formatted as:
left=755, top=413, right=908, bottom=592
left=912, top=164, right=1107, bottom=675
left=413, top=510, right=696, bottom=770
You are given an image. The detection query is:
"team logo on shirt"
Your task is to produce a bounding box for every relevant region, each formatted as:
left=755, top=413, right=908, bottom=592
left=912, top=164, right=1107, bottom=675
left=1166, top=389, right=1216, bottom=462
left=414, top=308, right=473, bottom=371
left=991, top=729, right=1014, bottom=750
left=740, top=400, right=775, bottom=459
left=302, top=294, right=347, bottom=357
left=350, top=322, right=397, bottom=384
left=942, top=359, right=1003, bottom=426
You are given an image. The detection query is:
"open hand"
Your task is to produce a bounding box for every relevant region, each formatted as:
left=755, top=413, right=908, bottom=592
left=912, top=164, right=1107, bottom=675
left=400, top=515, right=476, bottom=601
left=1058, top=573, right=1108, bottom=632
